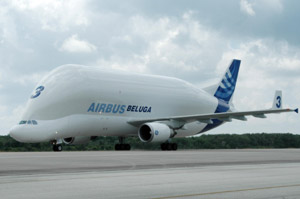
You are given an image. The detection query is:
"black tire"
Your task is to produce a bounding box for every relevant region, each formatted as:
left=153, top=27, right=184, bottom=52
left=161, top=143, right=167, bottom=151
left=125, top=144, right=131, bottom=150
left=166, top=143, right=172, bottom=150
left=53, top=145, right=62, bottom=152
left=115, top=144, right=121, bottom=151
left=120, top=144, right=126, bottom=150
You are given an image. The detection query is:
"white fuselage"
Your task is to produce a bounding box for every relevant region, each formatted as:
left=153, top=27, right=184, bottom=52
left=10, top=65, right=221, bottom=143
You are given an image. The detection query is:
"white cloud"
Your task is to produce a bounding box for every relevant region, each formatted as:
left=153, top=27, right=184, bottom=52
left=0, top=104, right=26, bottom=135
left=60, top=35, right=97, bottom=53
left=240, top=0, right=256, bottom=16
left=93, top=13, right=224, bottom=78
left=239, top=0, right=283, bottom=17
left=13, top=72, right=47, bottom=86
left=8, top=0, right=89, bottom=31
left=0, top=3, right=19, bottom=50
left=260, top=0, right=283, bottom=13
left=95, top=55, right=149, bottom=74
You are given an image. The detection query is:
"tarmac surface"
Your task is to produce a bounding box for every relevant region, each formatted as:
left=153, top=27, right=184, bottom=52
left=1, top=149, right=300, bottom=199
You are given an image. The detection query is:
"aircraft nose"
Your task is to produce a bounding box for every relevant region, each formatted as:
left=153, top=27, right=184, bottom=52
left=9, top=126, right=17, bottom=138
left=9, top=126, right=24, bottom=142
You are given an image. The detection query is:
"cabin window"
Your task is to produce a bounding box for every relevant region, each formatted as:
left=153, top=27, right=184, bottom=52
left=19, top=120, right=27, bottom=125
left=32, top=120, right=38, bottom=125
left=27, top=120, right=32, bottom=125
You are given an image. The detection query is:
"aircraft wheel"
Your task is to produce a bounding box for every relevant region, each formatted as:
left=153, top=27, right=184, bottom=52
left=53, top=144, right=62, bottom=152
left=115, top=144, right=121, bottom=150
left=161, top=143, right=177, bottom=151
left=161, top=143, right=167, bottom=151
left=166, top=143, right=172, bottom=151
left=115, top=144, right=131, bottom=151
left=171, top=143, right=178, bottom=151
left=115, top=137, right=131, bottom=151
left=120, top=144, right=125, bottom=150
left=125, top=144, right=131, bottom=150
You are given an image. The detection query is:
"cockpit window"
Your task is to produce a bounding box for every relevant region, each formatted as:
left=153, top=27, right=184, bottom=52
left=19, top=120, right=38, bottom=125
left=19, top=120, right=27, bottom=125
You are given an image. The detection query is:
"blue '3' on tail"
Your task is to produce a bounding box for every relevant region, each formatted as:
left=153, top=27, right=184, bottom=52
left=214, top=59, right=241, bottom=103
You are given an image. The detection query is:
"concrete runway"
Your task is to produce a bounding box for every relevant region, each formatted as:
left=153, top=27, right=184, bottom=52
left=1, top=149, right=300, bottom=199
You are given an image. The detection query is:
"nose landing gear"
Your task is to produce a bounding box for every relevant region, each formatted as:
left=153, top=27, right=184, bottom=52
left=52, top=139, right=63, bottom=152
left=53, top=144, right=62, bottom=152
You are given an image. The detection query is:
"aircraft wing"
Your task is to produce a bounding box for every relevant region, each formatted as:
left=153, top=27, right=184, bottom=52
left=128, top=90, right=298, bottom=128
left=128, top=108, right=297, bottom=127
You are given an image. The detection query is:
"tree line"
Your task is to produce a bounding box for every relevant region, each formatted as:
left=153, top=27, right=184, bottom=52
left=0, top=133, right=299, bottom=151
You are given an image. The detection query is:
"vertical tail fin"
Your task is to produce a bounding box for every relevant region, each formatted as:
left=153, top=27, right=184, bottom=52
left=213, top=59, right=241, bottom=103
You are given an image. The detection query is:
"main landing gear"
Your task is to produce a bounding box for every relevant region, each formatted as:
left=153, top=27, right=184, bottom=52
left=115, top=137, right=131, bottom=151
left=115, top=143, right=131, bottom=150
left=161, top=143, right=178, bottom=151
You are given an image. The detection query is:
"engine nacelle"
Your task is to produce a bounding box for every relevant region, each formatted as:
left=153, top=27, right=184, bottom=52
left=63, top=136, right=97, bottom=145
left=138, top=122, right=174, bottom=143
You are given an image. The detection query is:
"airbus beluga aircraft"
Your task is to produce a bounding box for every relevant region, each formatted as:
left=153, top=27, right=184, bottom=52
left=9, top=59, right=298, bottom=151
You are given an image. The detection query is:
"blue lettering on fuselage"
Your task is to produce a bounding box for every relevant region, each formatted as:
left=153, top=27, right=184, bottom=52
left=87, top=103, right=95, bottom=112
left=87, top=103, right=151, bottom=114
left=127, top=105, right=151, bottom=113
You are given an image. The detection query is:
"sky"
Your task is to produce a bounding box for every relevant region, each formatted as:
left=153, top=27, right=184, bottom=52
left=0, top=0, right=299, bottom=135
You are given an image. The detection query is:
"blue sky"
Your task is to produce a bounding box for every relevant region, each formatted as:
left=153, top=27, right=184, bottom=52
left=0, top=0, right=299, bottom=135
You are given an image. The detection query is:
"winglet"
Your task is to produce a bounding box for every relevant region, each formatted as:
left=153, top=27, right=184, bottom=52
left=272, top=90, right=282, bottom=109
left=295, top=108, right=298, bottom=113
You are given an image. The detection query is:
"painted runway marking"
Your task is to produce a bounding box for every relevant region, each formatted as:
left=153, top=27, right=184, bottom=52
left=152, top=184, right=300, bottom=199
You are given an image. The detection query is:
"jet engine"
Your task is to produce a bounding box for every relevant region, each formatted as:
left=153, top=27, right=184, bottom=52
left=138, top=122, right=174, bottom=143
left=63, top=136, right=97, bottom=145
